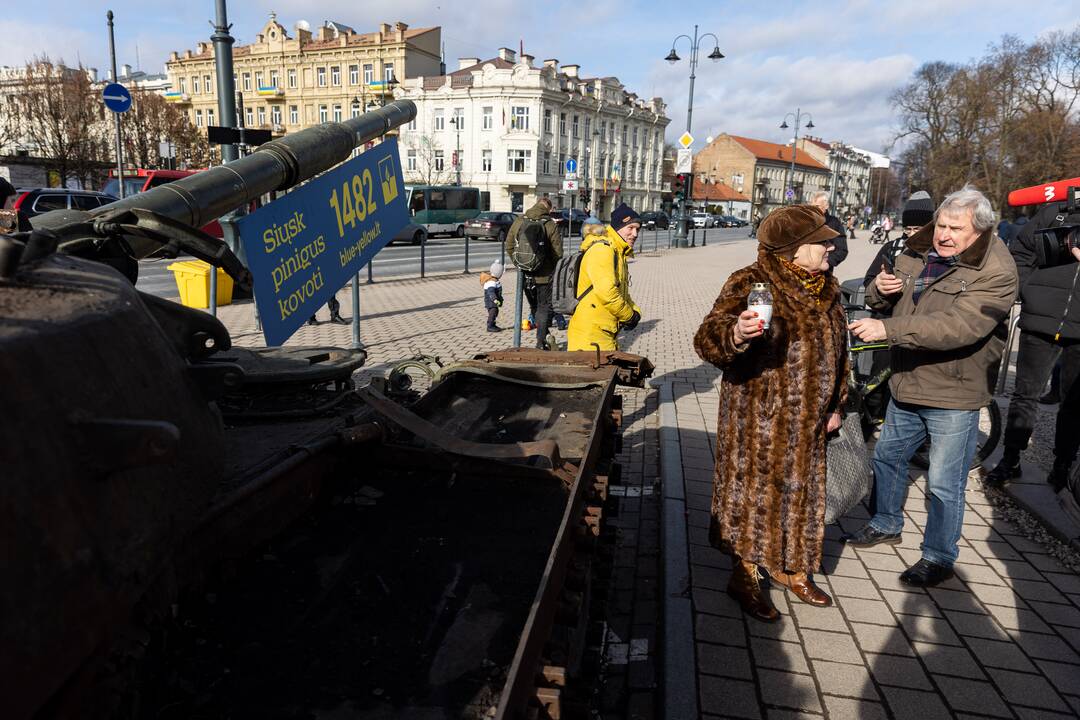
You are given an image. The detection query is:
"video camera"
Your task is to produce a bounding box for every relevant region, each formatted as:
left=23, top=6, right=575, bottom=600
left=1009, top=178, right=1080, bottom=267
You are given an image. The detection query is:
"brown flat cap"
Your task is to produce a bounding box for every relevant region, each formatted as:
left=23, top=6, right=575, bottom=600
left=758, top=205, right=840, bottom=256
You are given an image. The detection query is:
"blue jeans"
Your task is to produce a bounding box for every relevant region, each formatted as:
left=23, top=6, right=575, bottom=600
left=868, top=400, right=980, bottom=567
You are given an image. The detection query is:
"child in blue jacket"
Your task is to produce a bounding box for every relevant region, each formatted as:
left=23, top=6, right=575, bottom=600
left=480, top=261, right=504, bottom=332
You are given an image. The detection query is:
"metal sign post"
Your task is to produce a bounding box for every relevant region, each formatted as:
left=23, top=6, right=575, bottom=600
left=104, top=11, right=126, bottom=198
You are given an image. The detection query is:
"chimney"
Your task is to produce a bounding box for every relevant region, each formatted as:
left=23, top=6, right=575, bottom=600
left=521, top=54, right=534, bottom=67
left=195, top=42, right=207, bottom=54
left=395, top=21, right=408, bottom=41
left=379, top=23, right=391, bottom=40
left=497, top=47, right=516, bottom=62
left=105, top=68, right=114, bottom=81
left=169, top=52, right=179, bottom=62
left=458, top=57, right=479, bottom=70
left=543, top=58, right=559, bottom=71
left=183, top=50, right=192, bottom=59
left=121, top=64, right=132, bottom=78
left=317, top=26, right=331, bottom=41
left=563, top=64, right=579, bottom=78
left=88, top=67, right=98, bottom=83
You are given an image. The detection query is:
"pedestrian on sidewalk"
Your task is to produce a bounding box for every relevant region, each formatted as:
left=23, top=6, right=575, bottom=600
left=567, top=204, right=641, bottom=352
left=985, top=197, right=1080, bottom=490
left=480, top=261, right=505, bottom=332
left=693, top=204, right=846, bottom=623
left=810, top=191, right=848, bottom=271
left=846, top=186, right=1018, bottom=587
left=506, top=196, right=563, bottom=349
left=307, top=295, right=348, bottom=326
left=846, top=213, right=856, bottom=240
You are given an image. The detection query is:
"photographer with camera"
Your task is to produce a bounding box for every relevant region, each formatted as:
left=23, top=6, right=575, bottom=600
left=986, top=189, right=1080, bottom=491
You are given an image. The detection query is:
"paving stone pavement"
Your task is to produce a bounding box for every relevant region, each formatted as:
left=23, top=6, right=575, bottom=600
left=211, top=230, right=1080, bottom=718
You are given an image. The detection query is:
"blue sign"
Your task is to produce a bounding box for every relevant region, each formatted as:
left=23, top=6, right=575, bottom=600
left=237, top=137, right=409, bottom=346
left=565, top=158, right=577, bottom=174
left=785, top=187, right=795, bottom=200
left=102, top=83, right=132, bottom=113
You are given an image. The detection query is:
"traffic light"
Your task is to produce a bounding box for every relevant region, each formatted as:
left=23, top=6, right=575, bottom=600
left=673, top=173, right=686, bottom=203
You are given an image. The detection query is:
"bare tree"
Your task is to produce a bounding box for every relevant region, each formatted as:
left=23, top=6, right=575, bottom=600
left=122, top=87, right=212, bottom=169
left=12, top=56, right=109, bottom=187
left=402, top=134, right=453, bottom=185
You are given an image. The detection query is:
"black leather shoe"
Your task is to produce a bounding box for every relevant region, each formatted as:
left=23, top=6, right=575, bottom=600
left=842, top=524, right=902, bottom=548
left=985, top=456, right=1022, bottom=487
left=329, top=313, right=349, bottom=325
left=900, top=559, right=954, bottom=587
left=1048, top=460, right=1071, bottom=492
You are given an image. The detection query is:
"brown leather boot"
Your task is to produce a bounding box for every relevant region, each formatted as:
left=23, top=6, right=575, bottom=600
left=771, top=571, right=833, bottom=607
left=727, top=560, right=781, bottom=623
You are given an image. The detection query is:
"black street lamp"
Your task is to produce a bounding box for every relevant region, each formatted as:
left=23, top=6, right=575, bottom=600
left=779, top=109, right=815, bottom=205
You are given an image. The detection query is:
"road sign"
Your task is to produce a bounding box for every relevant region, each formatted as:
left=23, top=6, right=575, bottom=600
left=563, top=179, right=578, bottom=192
left=675, top=149, right=693, bottom=173
left=785, top=188, right=795, bottom=200
left=678, top=131, right=694, bottom=149
left=565, top=158, right=578, bottom=174
left=236, top=137, right=409, bottom=346
left=102, top=83, right=132, bottom=113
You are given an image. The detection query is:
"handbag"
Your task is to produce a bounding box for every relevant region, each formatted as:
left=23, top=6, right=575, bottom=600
left=825, top=412, right=872, bottom=524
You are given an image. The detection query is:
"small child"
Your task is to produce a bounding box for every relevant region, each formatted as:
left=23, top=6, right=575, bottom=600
left=480, top=261, right=504, bottom=332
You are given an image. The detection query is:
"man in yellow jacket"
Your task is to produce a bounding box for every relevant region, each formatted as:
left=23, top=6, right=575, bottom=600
left=567, top=203, right=642, bottom=351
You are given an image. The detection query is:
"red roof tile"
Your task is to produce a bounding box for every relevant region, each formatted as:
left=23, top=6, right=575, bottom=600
left=727, top=134, right=828, bottom=171
left=692, top=183, right=750, bottom=203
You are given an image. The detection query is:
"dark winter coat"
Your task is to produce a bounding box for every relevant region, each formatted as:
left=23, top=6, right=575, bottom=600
left=693, top=252, right=848, bottom=575
left=1012, top=203, right=1080, bottom=341
left=825, top=211, right=848, bottom=270
left=867, top=224, right=1018, bottom=409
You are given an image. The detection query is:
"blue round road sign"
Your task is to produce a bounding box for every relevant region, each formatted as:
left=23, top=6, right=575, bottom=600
left=565, top=158, right=577, bottom=174
left=102, top=83, right=132, bottom=113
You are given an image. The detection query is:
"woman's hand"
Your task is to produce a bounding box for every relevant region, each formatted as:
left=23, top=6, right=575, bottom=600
left=825, top=411, right=842, bottom=433
left=732, top=309, right=765, bottom=346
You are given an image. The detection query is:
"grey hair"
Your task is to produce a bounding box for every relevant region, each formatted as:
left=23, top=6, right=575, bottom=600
left=810, top=190, right=829, bottom=205
left=936, top=184, right=996, bottom=232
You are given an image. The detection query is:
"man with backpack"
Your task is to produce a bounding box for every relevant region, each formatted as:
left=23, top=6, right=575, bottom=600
left=564, top=203, right=642, bottom=351
left=505, top=196, right=564, bottom=349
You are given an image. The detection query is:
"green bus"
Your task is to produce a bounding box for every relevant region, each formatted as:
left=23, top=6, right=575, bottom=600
left=405, top=185, right=482, bottom=237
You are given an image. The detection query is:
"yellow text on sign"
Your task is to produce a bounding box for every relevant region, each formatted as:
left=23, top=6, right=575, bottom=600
left=329, top=168, right=378, bottom=238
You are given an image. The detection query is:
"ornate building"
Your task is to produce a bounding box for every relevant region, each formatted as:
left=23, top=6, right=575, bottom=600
left=395, top=49, right=669, bottom=217
left=795, top=136, right=873, bottom=217
left=165, top=14, right=441, bottom=137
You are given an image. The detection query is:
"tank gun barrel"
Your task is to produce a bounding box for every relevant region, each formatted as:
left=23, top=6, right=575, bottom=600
left=89, top=100, right=416, bottom=230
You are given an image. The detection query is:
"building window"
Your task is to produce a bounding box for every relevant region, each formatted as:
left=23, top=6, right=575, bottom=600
left=622, top=124, right=628, bottom=144
left=330, top=66, right=340, bottom=86
left=559, top=152, right=565, bottom=171
left=319, top=105, right=328, bottom=123
left=543, top=108, right=552, bottom=134
left=434, top=150, right=445, bottom=171
left=572, top=114, right=579, bottom=138
left=384, top=63, right=395, bottom=83
left=242, top=72, right=251, bottom=91
left=507, top=149, right=531, bottom=173
left=270, top=70, right=279, bottom=88
left=585, top=117, right=591, bottom=139
left=289, top=105, right=298, bottom=124
left=255, top=72, right=263, bottom=89
left=178, top=77, right=186, bottom=93
left=632, top=127, right=638, bottom=147
left=351, top=104, right=361, bottom=119
left=193, top=76, right=201, bottom=94
left=451, top=107, right=465, bottom=131
left=349, top=64, right=359, bottom=85
left=559, top=112, right=566, bottom=136
left=434, top=109, right=445, bottom=131
left=257, top=106, right=266, bottom=126
left=542, top=151, right=551, bottom=175
left=363, top=63, right=374, bottom=84
left=511, top=106, right=529, bottom=131
left=407, top=117, right=417, bottom=131
left=406, top=149, right=417, bottom=171
left=316, top=67, right=326, bottom=87
left=244, top=107, right=253, bottom=126
left=482, top=106, right=493, bottom=130
left=333, top=104, right=342, bottom=122
left=599, top=122, right=606, bottom=142
left=270, top=106, right=281, bottom=125
left=207, top=109, right=215, bottom=125
left=654, top=130, right=660, bottom=148
left=482, top=149, right=492, bottom=172
left=287, top=69, right=297, bottom=88
left=195, top=109, right=203, bottom=127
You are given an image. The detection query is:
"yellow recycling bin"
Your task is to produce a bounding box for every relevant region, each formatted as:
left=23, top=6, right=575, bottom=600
left=167, top=260, right=234, bottom=309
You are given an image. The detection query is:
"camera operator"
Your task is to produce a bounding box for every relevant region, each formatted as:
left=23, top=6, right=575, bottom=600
left=986, top=197, right=1080, bottom=490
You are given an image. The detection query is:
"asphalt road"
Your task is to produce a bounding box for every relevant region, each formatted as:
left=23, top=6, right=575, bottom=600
left=135, top=227, right=753, bottom=299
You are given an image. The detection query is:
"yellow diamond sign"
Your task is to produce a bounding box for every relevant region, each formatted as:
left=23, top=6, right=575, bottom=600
left=678, top=131, right=694, bottom=149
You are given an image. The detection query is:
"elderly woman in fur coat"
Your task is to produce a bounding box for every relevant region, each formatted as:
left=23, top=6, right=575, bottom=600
left=694, top=205, right=848, bottom=623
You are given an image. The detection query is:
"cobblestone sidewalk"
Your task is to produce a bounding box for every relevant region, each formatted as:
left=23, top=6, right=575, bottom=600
left=211, top=231, right=1080, bottom=718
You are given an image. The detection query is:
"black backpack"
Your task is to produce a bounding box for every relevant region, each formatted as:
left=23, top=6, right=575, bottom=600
left=551, top=240, right=617, bottom=316
left=510, top=217, right=549, bottom=272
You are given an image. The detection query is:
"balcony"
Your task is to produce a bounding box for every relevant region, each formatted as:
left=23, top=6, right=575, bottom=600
left=257, top=86, right=285, bottom=98
left=164, top=92, right=191, bottom=105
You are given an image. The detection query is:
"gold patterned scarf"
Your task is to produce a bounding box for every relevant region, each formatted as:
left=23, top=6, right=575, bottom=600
left=778, top=256, right=826, bottom=303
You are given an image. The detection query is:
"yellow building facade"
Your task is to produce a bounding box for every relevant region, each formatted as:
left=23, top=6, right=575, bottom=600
left=165, top=14, right=441, bottom=137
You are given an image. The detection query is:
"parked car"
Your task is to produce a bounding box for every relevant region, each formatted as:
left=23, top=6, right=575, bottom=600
left=464, top=211, right=516, bottom=243
left=690, top=212, right=714, bottom=229
left=710, top=214, right=731, bottom=227
left=723, top=215, right=749, bottom=228
left=391, top=222, right=428, bottom=246
left=640, top=211, right=670, bottom=230
left=12, top=188, right=118, bottom=218
left=547, top=208, right=590, bottom=236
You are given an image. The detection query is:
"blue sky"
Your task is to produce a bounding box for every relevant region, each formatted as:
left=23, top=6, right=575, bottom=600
left=7, top=0, right=1079, bottom=153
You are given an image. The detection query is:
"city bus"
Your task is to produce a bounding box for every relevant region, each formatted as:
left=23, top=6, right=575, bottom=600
left=405, top=185, right=482, bottom=237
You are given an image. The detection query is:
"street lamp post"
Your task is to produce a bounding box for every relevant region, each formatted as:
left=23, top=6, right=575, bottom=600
left=665, top=26, right=724, bottom=248
left=779, top=108, right=814, bottom=205
left=449, top=115, right=462, bottom=186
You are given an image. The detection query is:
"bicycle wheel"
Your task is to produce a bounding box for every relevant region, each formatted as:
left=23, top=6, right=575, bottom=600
left=910, top=400, right=1002, bottom=470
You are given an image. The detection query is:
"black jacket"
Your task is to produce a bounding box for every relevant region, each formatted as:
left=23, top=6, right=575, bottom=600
left=1013, top=202, right=1080, bottom=340
left=825, top=212, right=848, bottom=269
left=862, top=233, right=909, bottom=289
